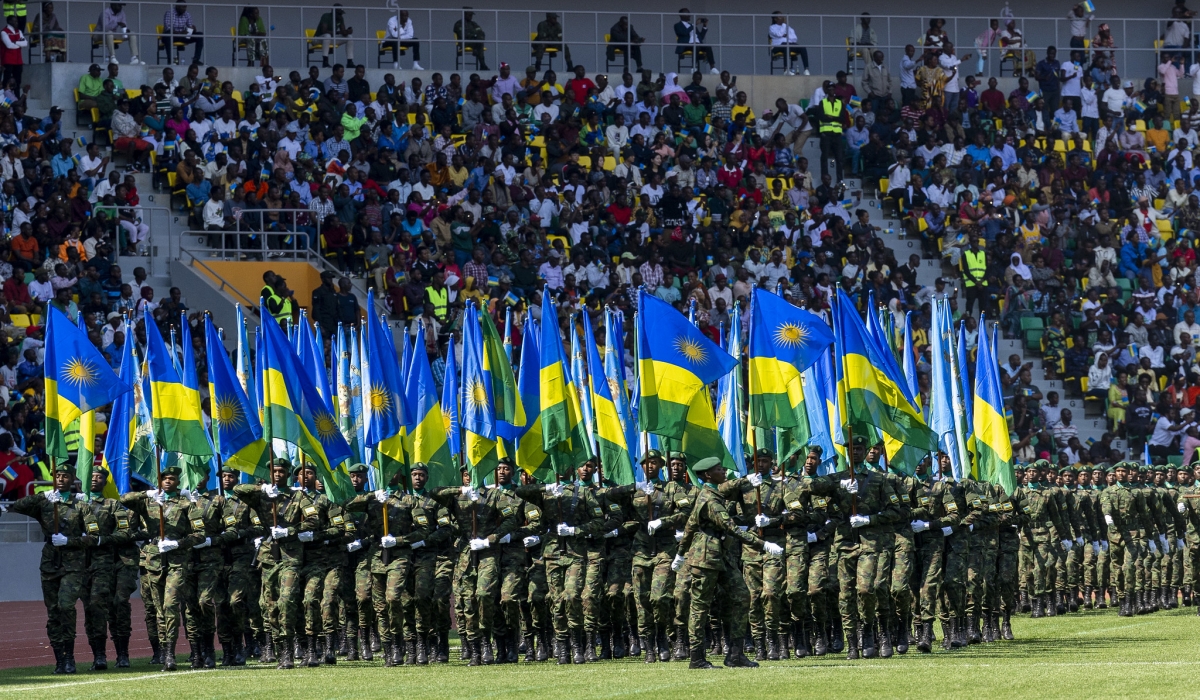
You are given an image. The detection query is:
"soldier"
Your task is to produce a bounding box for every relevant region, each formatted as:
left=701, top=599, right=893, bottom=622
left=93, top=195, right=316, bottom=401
left=489, top=457, right=542, bottom=663
left=233, top=458, right=321, bottom=669
left=404, top=462, right=453, bottom=664
left=1076, top=467, right=1102, bottom=609
left=1181, top=464, right=1200, bottom=613
left=106, top=469, right=143, bottom=668
left=184, top=468, right=232, bottom=669
left=994, top=470, right=1022, bottom=641
left=574, top=458, right=623, bottom=661
left=518, top=468, right=553, bottom=662
left=296, top=462, right=350, bottom=666
left=1133, top=464, right=1166, bottom=614
left=514, top=461, right=611, bottom=664
left=776, top=446, right=823, bottom=657
left=673, top=456, right=779, bottom=669
left=936, top=451, right=970, bottom=649
left=1162, top=466, right=1186, bottom=608
left=78, top=466, right=134, bottom=671
left=904, top=454, right=959, bottom=653
left=875, top=442, right=913, bottom=657
left=664, top=452, right=698, bottom=661
left=429, top=469, right=519, bottom=665
left=1100, top=462, right=1148, bottom=616
left=6, top=463, right=91, bottom=673
left=961, top=466, right=1004, bottom=641
left=120, top=466, right=207, bottom=671
left=1149, top=465, right=1177, bottom=610
left=214, top=465, right=260, bottom=666
left=340, top=463, right=373, bottom=661
left=1012, top=460, right=1072, bottom=619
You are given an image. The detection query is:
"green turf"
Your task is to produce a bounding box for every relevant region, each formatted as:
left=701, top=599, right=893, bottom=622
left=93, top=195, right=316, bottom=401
left=2, top=609, right=1198, bottom=699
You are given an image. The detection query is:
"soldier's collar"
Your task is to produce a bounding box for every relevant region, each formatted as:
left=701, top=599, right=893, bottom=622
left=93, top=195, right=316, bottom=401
left=914, top=472, right=930, bottom=482
left=162, top=488, right=180, bottom=497
left=496, top=483, right=514, bottom=491
left=222, top=489, right=236, bottom=498
left=412, top=487, right=428, bottom=495
left=1026, top=482, right=1039, bottom=490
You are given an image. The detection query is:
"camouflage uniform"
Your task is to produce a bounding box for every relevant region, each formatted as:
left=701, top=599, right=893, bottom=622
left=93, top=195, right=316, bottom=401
left=904, top=474, right=959, bottom=650
left=795, top=471, right=841, bottom=654
left=665, top=477, right=698, bottom=656
left=11, top=489, right=92, bottom=671
left=597, top=484, right=637, bottom=658
left=961, top=477, right=1003, bottom=638
left=777, top=469, right=835, bottom=656
left=339, top=487, right=374, bottom=659
left=874, top=468, right=912, bottom=655
left=1101, top=469, right=1154, bottom=614
left=1162, top=472, right=1186, bottom=602
left=184, top=490, right=234, bottom=667
left=1011, top=478, right=1070, bottom=616
left=1076, top=476, right=1103, bottom=607
left=110, top=506, right=144, bottom=664
left=215, top=485, right=262, bottom=664
left=937, top=477, right=970, bottom=644
left=580, top=482, right=623, bottom=656
left=995, top=488, right=1023, bottom=633
left=299, top=488, right=350, bottom=663
left=406, top=486, right=452, bottom=661
left=492, top=484, right=547, bottom=661
left=720, top=473, right=787, bottom=657
left=79, top=491, right=136, bottom=668
left=1181, top=476, right=1200, bottom=608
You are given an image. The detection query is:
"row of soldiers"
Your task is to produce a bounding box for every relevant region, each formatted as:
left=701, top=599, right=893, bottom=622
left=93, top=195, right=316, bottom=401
left=6, top=439, right=1200, bottom=673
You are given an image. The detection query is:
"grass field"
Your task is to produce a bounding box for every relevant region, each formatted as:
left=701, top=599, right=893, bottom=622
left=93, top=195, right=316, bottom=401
left=1, top=609, right=1197, bottom=699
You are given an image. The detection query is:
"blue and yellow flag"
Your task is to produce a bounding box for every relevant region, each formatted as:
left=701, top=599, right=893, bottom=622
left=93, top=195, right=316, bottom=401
left=462, top=301, right=497, bottom=484
left=973, top=321, right=1015, bottom=494
left=538, top=292, right=591, bottom=476
left=44, top=307, right=129, bottom=460
left=404, top=324, right=456, bottom=488
left=802, top=347, right=842, bottom=474
left=145, top=310, right=213, bottom=458
left=584, top=310, right=634, bottom=485
left=635, top=289, right=737, bottom=438
left=603, top=310, right=639, bottom=470
left=569, top=317, right=596, bottom=455
left=748, top=288, right=834, bottom=434
left=442, top=334, right=462, bottom=465
left=102, top=329, right=136, bottom=494
left=514, top=319, right=554, bottom=482
left=205, top=316, right=269, bottom=479
left=716, top=310, right=746, bottom=474
left=484, top=308, right=525, bottom=441
left=363, top=291, right=405, bottom=447
left=260, top=301, right=354, bottom=501
left=833, top=291, right=936, bottom=453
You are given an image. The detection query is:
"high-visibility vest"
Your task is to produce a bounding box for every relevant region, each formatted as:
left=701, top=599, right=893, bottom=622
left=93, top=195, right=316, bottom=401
left=963, top=249, right=986, bottom=287
left=426, top=286, right=448, bottom=320
left=819, top=98, right=844, bottom=134
left=3, top=0, right=26, bottom=19
left=266, top=288, right=292, bottom=322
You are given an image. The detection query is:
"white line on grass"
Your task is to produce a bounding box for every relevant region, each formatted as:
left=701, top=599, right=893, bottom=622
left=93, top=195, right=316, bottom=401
left=0, top=668, right=253, bottom=693
left=1072, top=620, right=1156, bottom=635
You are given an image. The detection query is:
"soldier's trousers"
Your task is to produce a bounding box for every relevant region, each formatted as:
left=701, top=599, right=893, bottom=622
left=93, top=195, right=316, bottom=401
left=353, top=559, right=374, bottom=633
left=372, top=559, right=412, bottom=643
left=1068, top=541, right=1084, bottom=592
left=1186, top=543, right=1199, bottom=590
left=526, top=557, right=549, bottom=633
left=837, top=532, right=886, bottom=631
left=260, top=561, right=301, bottom=642
left=744, top=552, right=785, bottom=638
left=888, top=531, right=915, bottom=622
left=632, top=552, right=674, bottom=639
left=1017, top=537, right=1033, bottom=594
left=457, top=549, right=501, bottom=641
left=546, top=553, right=584, bottom=635
left=1053, top=541, right=1067, bottom=593
left=497, top=548, right=527, bottom=636
left=1030, top=540, right=1057, bottom=596
left=806, top=540, right=833, bottom=630
left=411, top=552, right=440, bottom=637
left=967, top=530, right=998, bottom=617
left=939, top=531, right=969, bottom=622
left=42, top=571, right=87, bottom=645
left=110, top=561, right=138, bottom=641
left=434, top=554, right=453, bottom=634
left=687, top=563, right=749, bottom=655
left=783, top=535, right=809, bottom=630
left=872, top=531, right=896, bottom=619
left=1170, top=541, right=1184, bottom=588
left=83, top=565, right=116, bottom=642
left=1083, top=540, right=1099, bottom=589
left=146, top=564, right=191, bottom=644
left=301, top=562, right=341, bottom=635
left=582, top=548, right=605, bottom=632
left=604, top=545, right=633, bottom=634
left=673, top=562, right=693, bottom=631
left=1110, top=537, right=1143, bottom=597
left=913, top=532, right=945, bottom=624
left=185, top=559, right=223, bottom=643
left=140, top=567, right=159, bottom=645
left=997, top=533, right=1020, bottom=614
left=218, top=555, right=256, bottom=645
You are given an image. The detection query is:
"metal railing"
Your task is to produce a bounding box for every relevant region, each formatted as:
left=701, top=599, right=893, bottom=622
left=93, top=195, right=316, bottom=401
left=177, top=220, right=322, bottom=261
left=30, top=4, right=1194, bottom=80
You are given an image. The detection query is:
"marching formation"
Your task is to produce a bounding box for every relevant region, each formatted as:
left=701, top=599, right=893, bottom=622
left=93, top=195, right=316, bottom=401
left=6, top=279, right=1200, bottom=674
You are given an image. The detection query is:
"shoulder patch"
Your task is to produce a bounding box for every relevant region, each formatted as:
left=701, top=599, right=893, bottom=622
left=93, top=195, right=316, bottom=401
left=437, top=516, right=450, bottom=526
left=814, top=497, right=828, bottom=508
left=116, top=516, right=130, bottom=529
left=592, top=506, right=603, bottom=516
left=1002, top=502, right=1013, bottom=511
left=191, top=518, right=205, bottom=530
left=946, top=502, right=958, bottom=513
left=331, top=515, right=345, bottom=525
left=224, top=515, right=237, bottom=527
left=303, top=505, right=318, bottom=517
left=86, top=521, right=100, bottom=534
left=501, top=506, right=515, bottom=517
left=971, top=499, right=982, bottom=509
left=527, top=507, right=541, bottom=520
left=919, top=496, right=931, bottom=506
left=251, top=514, right=262, bottom=526
left=788, top=500, right=802, bottom=510
left=676, top=497, right=690, bottom=507
left=415, top=515, right=429, bottom=526
left=608, top=503, right=621, bottom=512
left=888, top=493, right=899, bottom=504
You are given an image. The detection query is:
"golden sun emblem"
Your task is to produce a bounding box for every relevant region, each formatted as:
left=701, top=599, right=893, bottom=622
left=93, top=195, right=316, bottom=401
left=313, top=412, right=339, bottom=441
left=773, top=322, right=809, bottom=348
left=607, top=378, right=621, bottom=400
left=213, top=396, right=245, bottom=429
left=674, top=336, right=708, bottom=365
left=441, top=408, right=455, bottom=432
left=466, top=380, right=489, bottom=413
left=715, top=395, right=729, bottom=423
left=367, top=384, right=391, bottom=413
left=62, top=357, right=98, bottom=388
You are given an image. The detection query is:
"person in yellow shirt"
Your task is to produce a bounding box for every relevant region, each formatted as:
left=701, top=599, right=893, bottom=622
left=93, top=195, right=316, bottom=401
left=731, top=90, right=755, bottom=124
left=1145, top=116, right=1170, bottom=154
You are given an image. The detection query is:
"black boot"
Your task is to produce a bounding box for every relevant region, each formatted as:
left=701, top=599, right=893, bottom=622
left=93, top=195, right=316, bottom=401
left=917, top=622, right=932, bottom=654
left=360, top=632, right=373, bottom=662
left=437, top=631, right=449, bottom=663
left=148, top=636, right=163, bottom=665
left=860, top=622, right=877, bottom=659
left=260, top=632, right=276, bottom=664
left=524, top=633, right=537, bottom=663
left=967, top=615, right=981, bottom=644
left=339, top=626, right=350, bottom=657
left=793, top=623, right=808, bottom=659
left=537, top=629, right=550, bottom=663
left=1001, top=613, right=1014, bottom=640
left=628, top=628, right=640, bottom=657
left=1031, top=596, right=1044, bottom=618
left=1184, top=585, right=1193, bottom=606
left=845, top=624, right=860, bottom=660
left=780, top=630, right=791, bottom=660
left=612, top=628, right=627, bottom=659
left=233, top=636, right=247, bottom=666
left=304, top=635, right=319, bottom=667
left=113, top=637, right=130, bottom=668
left=895, top=614, right=909, bottom=655
left=599, top=630, right=613, bottom=660
left=556, top=635, right=570, bottom=665
left=402, top=638, right=416, bottom=666
left=761, top=634, right=774, bottom=661
left=203, top=635, right=216, bottom=669
left=61, top=641, right=76, bottom=674
left=345, top=629, right=359, bottom=662
left=1019, top=590, right=1031, bottom=613
left=220, top=640, right=235, bottom=667
left=162, top=640, right=177, bottom=672
left=672, top=625, right=688, bottom=661
left=813, top=622, right=829, bottom=656
left=416, top=633, right=429, bottom=665
left=642, top=635, right=657, bottom=663
left=982, top=615, right=995, bottom=643
left=383, top=641, right=396, bottom=668
left=1083, top=586, right=1094, bottom=610
left=1054, top=592, right=1066, bottom=616
left=468, top=639, right=483, bottom=667
left=953, top=617, right=967, bottom=648
left=325, top=634, right=338, bottom=665
left=830, top=616, right=845, bottom=653
left=689, top=643, right=714, bottom=669
left=371, top=626, right=382, bottom=653
left=89, top=637, right=108, bottom=671
left=572, top=630, right=585, bottom=665
left=940, top=621, right=953, bottom=651
left=878, top=616, right=893, bottom=658
left=723, top=636, right=758, bottom=668
left=51, top=643, right=65, bottom=674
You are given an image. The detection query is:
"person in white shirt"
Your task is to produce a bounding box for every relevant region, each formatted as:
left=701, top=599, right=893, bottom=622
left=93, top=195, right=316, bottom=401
left=899, top=44, right=917, bottom=106
left=604, top=113, right=629, bottom=158
left=1061, top=51, right=1083, bottom=99
left=385, top=10, right=422, bottom=70
left=1102, top=78, right=1133, bottom=128
left=768, top=11, right=808, bottom=75
left=1079, top=74, right=1100, bottom=137
left=938, top=43, right=971, bottom=115
left=533, top=91, right=560, bottom=124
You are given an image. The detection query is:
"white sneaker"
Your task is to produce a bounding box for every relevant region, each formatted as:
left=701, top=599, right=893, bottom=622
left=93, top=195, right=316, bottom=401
left=803, top=69, right=811, bottom=75
left=129, top=55, right=144, bottom=65
left=709, top=67, right=719, bottom=75
left=784, top=69, right=795, bottom=76
left=412, top=61, right=423, bottom=70
left=108, top=55, right=118, bottom=65
left=392, top=62, right=399, bottom=70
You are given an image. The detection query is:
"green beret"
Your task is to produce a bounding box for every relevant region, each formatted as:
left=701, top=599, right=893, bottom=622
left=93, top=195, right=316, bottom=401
left=1093, top=463, right=1109, bottom=472
left=668, top=451, right=687, bottom=462
left=92, top=466, right=110, bottom=479
left=1190, top=461, right=1200, bottom=470
left=54, top=463, right=76, bottom=476
left=1058, top=467, right=1072, bottom=475
left=217, top=464, right=238, bottom=475
left=271, top=457, right=292, bottom=469
left=1014, top=464, right=1025, bottom=472
left=159, top=465, right=182, bottom=478
left=346, top=462, right=370, bottom=474
left=807, top=445, right=824, bottom=457
left=640, top=449, right=664, bottom=464
left=1032, top=459, right=1051, bottom=470
left=410, top=462, right=430, bottom=473
left=693, top=456, right=722, bottom=474
left=1151, top=463, right=1167, bottom=472
left=1137, top=464, right=1150, bottom=472
left=851, top=436, right=868, bottom=447
left=1105, top=463, right=1118, bottom=473
left=754, top=447, right=774, bottom=458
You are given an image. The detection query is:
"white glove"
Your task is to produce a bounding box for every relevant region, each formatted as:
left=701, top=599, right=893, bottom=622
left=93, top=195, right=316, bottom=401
left=647, top=518, right=663, bottom=534
left=1159, top=534, right=1169, bottom=550
left=157, top=538, right=179, bottom=553
left=45, top=490, right=61, bottom=504
left=807, top=532, right=818, bottom=543
left=910, top=520, right=929, bottom=533
left=380, top=534, right=398, bottom=548
left=150, top=490, right=167, bottom=505
left=270, top=526, right=289, bottom=540
left=461, top=486, right=480, bottom=502
left=261, top=484, right=279, bottom=499
left=763, top=541, right=784, bottom=556
left=51, top=533, right=68, bottom=546
left=850, top=514, right=871, bottom=528
left=523, top=535, right=541, bottom=547
left=1091, top=541, right=1099, bottom=554
left=968, top=524, right=974, bottom=532
left=297, top=531, right=314, bottom=543
left=674, top=530, right=684, bottom=542
left=604, top=529, right=619, bottom=538
left=373, top=489, right=388, bottom=502
left=180, top=488, right=197, bottom=502
left=1179, top=539, right=1186, bottom=550
left=941, top=526, right=953, bottom=537
left=1149, top=540, right=1159, bottom=555
left=1076, top=537, right=1085, bottom=548
left=1061, top=539, right=1072, bottom=551
left=544, top=483, right=564, bottom=496
left=254, top=537, right=264, bottom=549
left=557, top=523, right=576, bottom=537
left=1179, top=502, right=1188, bottom=514
left=840, top=478, right=859, bottom=494
left=347, top=540, right=362, bottom=552
left=469, top=537, right=490, bottom=551
left=1100, top=541, right=1109, bottom=552
left=1104, top=514, right=1114, bottom=526
left=636, top=481, right=654, bottom=495
left=754, top=514, right=772, bottom=528
left=747, top=472, right=763, bottom=487
left=192, top=537, right=212, bottom=550
left=411, top=539, right=426, bottom=549
left=671, top=554, right=685, bottom=571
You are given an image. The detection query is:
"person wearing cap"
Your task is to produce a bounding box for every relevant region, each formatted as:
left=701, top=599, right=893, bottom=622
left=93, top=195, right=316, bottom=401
left=591, top=463, right=639, bottom=663
left=864, top=440, right=912, bottom=658
left=663, top=450, right=698, bottom=660
left=339, top=463, right=375, bottom=661
left=1180, top=463, right=1200, bottom=610
left=901, top=453, right=961, bottom=652
left=1008, top=460, right=1069, bottom=621
left=1043, top=467, right=1080, bottom=617
left=181, top=464, right=240, bottom=670
left=532, top=12, right=571, bottom=72
left=513, top=460, right=611, bottom=665
left=781, top=445, right=841, bottom=656
left=484, top=458, right=543, bottom=662
left=230, top=458, right=322, bottom=669
left=958, top=461, right=1012, bottom=641
left=118, top=465, right=207, bottom=671
left=1100, top=461, right=1153, bottom=616
left=6, top=463, right=90, bottom=674
left=1151, top=463, right=1183, bottom=610
left=673, top=455, right=775, bottom=669
left=566, top=458, right=624, bottom=663
left=404, top=462, right=454, bottom=665
left=292, top=461, right=352, bottom=668
left=71, top=465, right=128, bottom=671
left=209, top=464, right=261, bottom=667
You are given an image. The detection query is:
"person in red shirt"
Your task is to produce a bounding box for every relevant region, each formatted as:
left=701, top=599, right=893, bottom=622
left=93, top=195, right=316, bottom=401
left=565, top=65, right=595, bottom=106
left=605, top=193, right=632, bottom=225
left=980, top=76, right=1007, bottom=114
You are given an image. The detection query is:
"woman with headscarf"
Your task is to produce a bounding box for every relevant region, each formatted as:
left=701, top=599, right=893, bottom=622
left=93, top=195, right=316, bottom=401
left=1092, top=22, right=1117, bottom=63
left=1086, top=351, right=1112, bottom=401
left=1005, top=252, right=1032, bottom=285
left=32, top=2, right=65, bottom=61
left=661, top=72, right=691, bottom=104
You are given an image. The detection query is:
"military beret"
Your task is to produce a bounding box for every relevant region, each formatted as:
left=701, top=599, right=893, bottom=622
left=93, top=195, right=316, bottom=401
left=754, top=447, right=774, bottom=458
left=668, top=451, right=687, bottom=462
left=217, top=464, right=238, bottom=475
left=693, top=456, right=722, bottom=474
left=851, top=436, right=868, bottom=447
left=496, top=457, right=516, bottom=468
left=640, top=449, right=664, bottom=464
left=1032, top=459, right=1051, bottom=470
left=1093, top=463, right=1109, bottom=472
left=1058, top=467, right=1073, bottom=475
left=1137, top=463, right=1150, bottom=472
left=1190, top=461, right=1200, bottom=470
left=346, top=462, right=370, bottom=474
left=410, top=462, right=430, bottom=474
left=1105, top=463, right=1118, bottom=473
left=1014, top=464, right=1025, bottom=471
left=271, top=457, right=292, bottom=469
left=54, top=463, right=76, bottom=476
left=1152, top=464, right=1167, bottom=472
left=807, top=445, right=824, bottom=457
left=159, top=465, right=182, bottom=478
left=92, top=466, right=110, bottom=479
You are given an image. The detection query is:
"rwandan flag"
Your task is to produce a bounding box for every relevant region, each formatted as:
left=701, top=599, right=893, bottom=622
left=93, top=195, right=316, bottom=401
left=716, top=310, right=746, bottom=475
left=539, top=292, right=592, bottom=476
left=442, top=334, right=462, bottom=466
left=145, top=309, right=212, bottom=458
left=259, top=301, right=354, bottom=501
left=635, top=289, right=737, bottom=439
left=44, top=307, right=129, bottom=460
left=604, top=310, right=639, bottom=472
left=802, top=347, right=843, bottom=474
left=747, top=288, right=834, bottom=437
left=584, top=310, right=634, bottom=485
left=974, top=321, right=1015, bottom=494
left=484, top=308, right=525, bottom=442
left=833, top=290, right=936, bottom=454
left=404, top=324, right=456, bottom=488
left=462, top=301, right=497, bottom=485
left=363, top=291, right=407, bottom=486
left=102, top=329, right=136, bottom=494
left=205, top=316, right=269, bottom=479
left=514, top=319, right=555, bottom=483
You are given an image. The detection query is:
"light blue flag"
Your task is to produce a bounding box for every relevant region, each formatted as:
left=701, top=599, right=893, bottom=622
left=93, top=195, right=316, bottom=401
left=604, top=309, right=639, bottom=473
left=802, top=347, right=840, bottom=474
left=569, top=316, right=596, bottom=455
left=929, top=298, right=963, bottom=479
left=442, top=334, right=462, bottom=464
left=716, top=309, right=746, bottom=475
left=958, top=320, right=975, bottom=440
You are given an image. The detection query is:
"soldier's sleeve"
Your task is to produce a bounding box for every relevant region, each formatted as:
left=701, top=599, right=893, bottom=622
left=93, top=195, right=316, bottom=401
left=599, top=493, right=625, bottom=533
left=177, top=502, right=206, bottom=548
left=676, top=493, right=705, bottom=554
left=424, top=505, right=455, bottom=547
left=399, top=501, right=430, bottom=545
left=105, top=502, right=136, bottom=547
left=1046, top=495, right=1068, bottom=542
left=428, top=486, right=461, bottom=509
left=936, top=488, right=962, bottom=528
left=9, top=492, right=45, bottom=522
left=486, top=491, right=520, bottom=544
left=604, top=483, right=635, bottom=506
left=713, top=497, right=764, bottom=548
left=324, top=502, right=350, bottom=541
left=656, top=487, right=692, bottom=529
left=232, top=483, right=263, bottom=507
left=716, top=479, right=745, bottom=500
left=513, top=484, right=546, bottom=506
left=1067, top=493, right=1086, bottom=539
left=780, top=487, right=812, bottom=528
left=572, top=491, right=610, bottom=538
left=119, top=491, right=149, bottom=517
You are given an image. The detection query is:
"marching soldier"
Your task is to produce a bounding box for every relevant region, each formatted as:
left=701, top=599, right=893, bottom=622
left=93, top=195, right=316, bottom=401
left=215, top=465, right=261, bottom=666
left=489, top=458, right=542, bottom=663
left=518, top=469, right=553, bottom=662
left=297, top=463, right=350, bottom=667
left=341, top=463, right=374, bottom=661
left=79, top=466, right=134, bottom=671
left=904, top=454, right=959, bottom=653
left=405, top=463, right=453, bottom=665
left=664, top=452, right=698, bottom=661
left=184, top=469, right=231, bottom=670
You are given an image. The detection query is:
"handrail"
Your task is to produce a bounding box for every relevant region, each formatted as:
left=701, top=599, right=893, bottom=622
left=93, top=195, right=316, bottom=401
left=178, top=246, right=258, bottom=309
